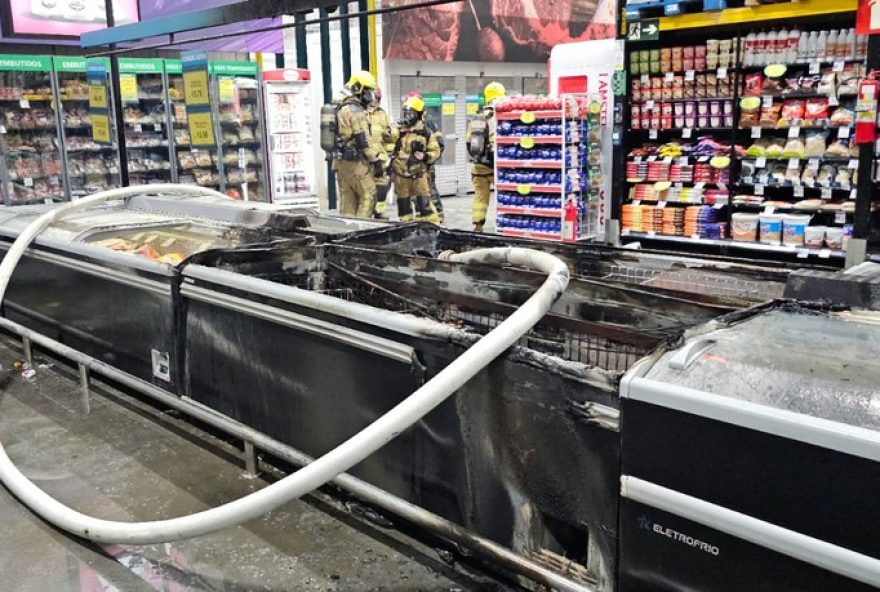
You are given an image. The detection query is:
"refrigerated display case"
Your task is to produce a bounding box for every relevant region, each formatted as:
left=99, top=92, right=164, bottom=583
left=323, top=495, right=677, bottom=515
left=262, top=68, right=317, bottom=206
left=0, top=54, right=65, bottom=205
left=118, top=58, right=175, bottom=186
left=212, top=61, right=268, bottom=202
left=165, top=59, right=220, bottom=192
left=165, top=59, right=267, bottom=200
left=54, top=56, right=122, bottom=200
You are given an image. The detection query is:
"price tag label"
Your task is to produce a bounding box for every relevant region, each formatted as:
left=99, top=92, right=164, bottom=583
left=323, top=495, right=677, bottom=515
left=674, top=182, right=684, bottom=189
left=621, top=229, right=631, bottom=236
left=682, top=128, right=693, bottom=138
left=647, top=230, right=656, bottom=237
left=755, top=156, right=767, bottom=168
left=188, top=110, right=216, bottom=147
left=850, top=189, right=857, bottom=200
left=133, top=123, right=142, bottom=132
left=665, top=71, right=674, bottom=82
left=49, top=176, right=59, bottom=184
left=677, top=157, right=689, bottom=165
left=717, top=67, right=728, bottom=79
left=794, top=185, right=805, bottom=197
left=685, top=70, right=695, bottom=81
left=633, top=156, right=643, bottom=162
left=0, top=125, right=6, bottom=134
left=713, top=203, right=725, bottom=210
left=632, top=200, right=641, bottom=206
left=649, top=129, right=658, bottom=139
left=23, top=177, right=33, bottom=187
left=788, top=158, right=800, bottom=169
left=698, top=156, right=709, bottom=163
left=153, top=124, right=162, bottom=132
left=828, top=95, right=839, bottom=106
left=764, top=206, right=775, bottom=214
left=647, top=155, right=658, bottom=162
left=838, top=126, right=850, bottom=139
left=819, top=248, right=832, bottom=258
left=809, top=61, right=821, bottom=75
left=758, top=174, right=770, bottom=185
left=833, top=61, right=845, bottom=73
left=119, top=74, right=138, bottom=102
left=19, top=98, right=30, bottom=109
left=848, top=159, right=859, bottom=169
left=641, top=74, right=650, bottom=84
left=183, top=69, right=210, bottom=106
left=663, top=157, right=673, bottom=164
left=691, top=234, right=701, bottom=239
left=657, top=201, right=667, bottom=208
left=808, top=158, right=820, bottom=171
left=788, top=126, right=800, bottom=138
left=797, top=249, right=810, bottom=258
left=821, top=188, right=832, bottom=199
left=763, top=95, right=774, bottom=108
left=751, top=127, right=762, bottom=139
left=835, top=211, right=847, bottom=224
left=755, top=183, right=765, bottom=195
left=645, top=100, right=655, bottom=109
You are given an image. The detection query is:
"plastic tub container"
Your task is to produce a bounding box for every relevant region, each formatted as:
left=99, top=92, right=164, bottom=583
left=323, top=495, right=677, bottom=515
left=731, top=212, right=759, bottom=241
left=782, top=214, right=811, bottom=246
left=825, top=226, right=845, bottom=250
left=804, top=225, right=827, bottom=248
left=759, top=214, right=783, bottom=245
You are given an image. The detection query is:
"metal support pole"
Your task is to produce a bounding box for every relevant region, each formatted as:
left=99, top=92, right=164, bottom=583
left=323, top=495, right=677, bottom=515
left=21, top=335, right=32, bottom=367
left=320, top=7, right=337, bottom=210
left=357, top=0, right=370, bottom=72
left=79, top=363, right=90, bottom=414
left=294, top=11, right=308, bottom=69
left=340, top=3, right=352, bottom=82
left=104, top=1, right=129, bottom=187
left=243, top=440, right=259, bottom=479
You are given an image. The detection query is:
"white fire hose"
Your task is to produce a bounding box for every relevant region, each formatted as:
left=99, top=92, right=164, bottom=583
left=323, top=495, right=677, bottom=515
left=0, top=184, right=570, bottom=544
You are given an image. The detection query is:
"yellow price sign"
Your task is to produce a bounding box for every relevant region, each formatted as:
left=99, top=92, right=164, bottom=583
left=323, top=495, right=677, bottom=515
left=466, top=103, right=478, bottom=115
left=88, top=83, right=107, bottom=110
left=183, top=69, right=210, bottom=106
left=520, top=111, right=536, bottom=124
left=91, top=113, right=111, bottom=144
left=218, top=77, right=236, bottom=104
left=188, top=110, right=216, bottom=147
left=516, top=184, right=532, bottom=195
left=519, top=137, right=535, bottom=149
left=119, top=74, right=138, bottom=103
left=441, top=102, right=455, bottom=116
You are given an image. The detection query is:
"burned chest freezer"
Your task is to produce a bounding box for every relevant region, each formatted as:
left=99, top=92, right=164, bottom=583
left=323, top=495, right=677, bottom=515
left=619, top=304, right=880, bottom=591
left=0, top=196, right=375, bottom=392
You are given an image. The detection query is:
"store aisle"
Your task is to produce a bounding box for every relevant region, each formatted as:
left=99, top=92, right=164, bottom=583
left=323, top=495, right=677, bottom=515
left=0, top=342, right=506, bottom=592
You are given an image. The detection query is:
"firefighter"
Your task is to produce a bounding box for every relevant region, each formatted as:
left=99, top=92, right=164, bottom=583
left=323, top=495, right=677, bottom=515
left=405, top=91, right=446, bottom=223
left=466, top=81, right=505, bottom=232
left=367, top=88, right=395, bottom=219
left=331, top=70, right=384, bottom=218
left=389, top=96, right=441, bottom=224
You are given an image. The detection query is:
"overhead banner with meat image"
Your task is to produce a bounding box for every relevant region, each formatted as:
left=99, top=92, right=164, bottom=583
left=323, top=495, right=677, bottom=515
left=383, top=0, right=615, bottom=63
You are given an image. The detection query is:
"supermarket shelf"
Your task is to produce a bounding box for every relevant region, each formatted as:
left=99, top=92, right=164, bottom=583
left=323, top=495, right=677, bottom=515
left=738, top=124, right=853, bottom=132
left=735, top=182, right=854, bottom=195
left=621, top=230, right=846, bottom=258
left=627, top=180, right=730, bottom=187
left=222, top=142, right=261, bottom=148
left=626, top=199, right=714, bottom=206
left=496, top=206, right=563, bottom=218
left=731, top=202, right=854, bottom=214
left=738, top=156, right=856, bottom=164
left=628, top=155, right=728, bottom=163
left=270, top=149, right=308, bottom=154
left=633, top=97, right=734, bottom=105
left=5, top=127, right=58, bottom=132
left=495, top=136, right=563, bottom=145
left=739, top=58, right=867, bottom=72
left=496, top=183, right=564, bottom=194
left=66, top=146, right=117, bottom=153
left=496, top=110, right=563, bottom=121
left=59, top=96, right=89, bottom=101
left=629, top=127, right=733, bottom=134
left=220, top=120, right=258, bottom=127
left=657, top=0, right=857, bottom=31
left=496, top=160, right=564, bottom=170
left=499, top=228, right=563, bottom=240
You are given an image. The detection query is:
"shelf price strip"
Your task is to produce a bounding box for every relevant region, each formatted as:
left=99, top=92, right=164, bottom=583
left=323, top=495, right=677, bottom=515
left=182, top=51, right=215, bottom=148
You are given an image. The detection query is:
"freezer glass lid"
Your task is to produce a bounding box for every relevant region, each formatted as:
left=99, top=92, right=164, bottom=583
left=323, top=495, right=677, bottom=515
left=642, top=309, right=880, bottom=431
left=85, top=223, right=242, bottom=265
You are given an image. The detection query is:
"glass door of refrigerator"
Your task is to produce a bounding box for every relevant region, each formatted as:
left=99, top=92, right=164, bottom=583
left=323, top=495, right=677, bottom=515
left=55, top=63, right=121, bottom=200
left=0, top=63, right=65, bottom=205
left=119, top=65, right=174, bottom=186
left=265, top=82, right=316, bottom=206
left=217, top=75, right=266, bottom=201
left=168, top=70, right=222, bottom=192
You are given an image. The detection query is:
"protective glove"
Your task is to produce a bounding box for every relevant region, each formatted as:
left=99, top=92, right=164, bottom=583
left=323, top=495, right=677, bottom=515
left=371, top=160, right=384, bottom=178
